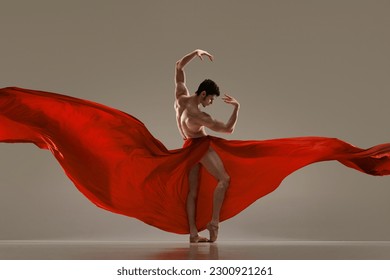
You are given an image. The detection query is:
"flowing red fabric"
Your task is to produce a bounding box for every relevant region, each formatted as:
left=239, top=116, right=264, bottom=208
left=1, top=87, right=390, bottom=234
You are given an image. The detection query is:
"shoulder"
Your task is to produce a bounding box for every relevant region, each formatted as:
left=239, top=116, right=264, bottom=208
left=192, top=111, right=213, bottom=124
left=175, top=82, right=189, bottom=99
left=174, top=94, right=190, bottom=107
left=199, top=111, right=211, bottom=118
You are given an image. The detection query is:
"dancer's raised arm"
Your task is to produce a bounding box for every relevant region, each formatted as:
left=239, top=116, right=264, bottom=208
left=175, top=49, right=213, bottom=99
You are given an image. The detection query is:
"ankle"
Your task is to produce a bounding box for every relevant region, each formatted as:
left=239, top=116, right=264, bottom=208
left=207, top=222, right=219, bottom=229
left=189, top=230, right=199, bottom=237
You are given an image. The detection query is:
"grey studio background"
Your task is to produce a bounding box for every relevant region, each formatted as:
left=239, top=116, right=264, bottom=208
left=0, top=0, right=389, bottom=242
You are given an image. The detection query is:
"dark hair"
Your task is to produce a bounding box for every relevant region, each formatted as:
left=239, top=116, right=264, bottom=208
left=195, top=79, right=220, bottom=97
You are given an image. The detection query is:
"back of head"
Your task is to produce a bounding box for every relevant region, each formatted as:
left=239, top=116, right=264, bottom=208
left=195, top=79, right=220, bottom=97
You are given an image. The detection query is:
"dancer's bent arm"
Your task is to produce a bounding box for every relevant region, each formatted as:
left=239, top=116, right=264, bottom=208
left=196, top=94, right=240, bottom=133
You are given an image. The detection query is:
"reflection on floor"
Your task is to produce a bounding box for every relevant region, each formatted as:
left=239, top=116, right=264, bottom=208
left=1, top=241, right=390, bottom=260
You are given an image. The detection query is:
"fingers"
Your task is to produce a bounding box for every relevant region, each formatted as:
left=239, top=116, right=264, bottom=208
left=197, top=50, right=214, bottom=61
left=221, top=97, right=232, bottom=103
left=200, top=54, right=213, bottom=61
left=204, top=51, right=213, bottom=61
left=221, top=94, right=237, bottom=105
left=222, top=94, right=233, bottom=101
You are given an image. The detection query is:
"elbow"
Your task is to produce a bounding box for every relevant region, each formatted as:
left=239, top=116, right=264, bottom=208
left=225, top=127, right=234, bottom=134
left=176, top=60, right=183, bottom=69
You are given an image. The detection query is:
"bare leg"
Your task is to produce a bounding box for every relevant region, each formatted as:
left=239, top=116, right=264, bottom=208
left=187, top=163, right=208, bottom=243
left=200, top=147, right=230, bottom=242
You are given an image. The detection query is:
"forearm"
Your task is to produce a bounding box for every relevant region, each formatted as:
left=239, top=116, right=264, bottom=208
left=176, top=50, right=198, bottom=69
left=225, top=105, right=240, bottom=133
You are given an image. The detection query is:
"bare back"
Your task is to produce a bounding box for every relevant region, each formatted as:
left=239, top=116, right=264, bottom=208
left=174, top=96, right=207, bottom=139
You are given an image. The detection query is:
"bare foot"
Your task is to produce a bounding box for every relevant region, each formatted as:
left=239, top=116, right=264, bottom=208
left=190, top=235, right=209, bottom=243
left=207, top=222, right=219, bottom=242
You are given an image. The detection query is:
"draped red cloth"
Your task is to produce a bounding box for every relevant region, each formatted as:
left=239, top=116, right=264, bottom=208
left=1, top=87, right=390, bottom=234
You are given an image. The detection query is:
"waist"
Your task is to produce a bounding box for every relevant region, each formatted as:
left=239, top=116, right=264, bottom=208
left=182, top=135, right=210, bottom=148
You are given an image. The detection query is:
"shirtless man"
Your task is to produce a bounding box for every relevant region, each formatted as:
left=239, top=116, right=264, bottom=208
left=174, top=49, right=240, bottom=242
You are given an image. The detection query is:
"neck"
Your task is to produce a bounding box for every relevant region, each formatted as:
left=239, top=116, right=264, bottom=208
left=190, top=94, right=202, bottom=106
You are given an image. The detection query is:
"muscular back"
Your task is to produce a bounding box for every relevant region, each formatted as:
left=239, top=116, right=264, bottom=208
left=174, top=96, right=207, bottom=140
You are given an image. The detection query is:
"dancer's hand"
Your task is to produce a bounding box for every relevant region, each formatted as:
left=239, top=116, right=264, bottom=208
left=222, top=94, right=239, bottom=108
left=195, top=49, right=214, bottom=61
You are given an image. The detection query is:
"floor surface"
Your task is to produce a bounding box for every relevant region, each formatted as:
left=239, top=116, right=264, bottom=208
left=1, top=241, right=390, bottom=260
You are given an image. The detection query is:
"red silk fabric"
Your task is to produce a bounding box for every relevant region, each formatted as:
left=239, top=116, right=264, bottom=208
left=1, top=87, right=390, bottom=234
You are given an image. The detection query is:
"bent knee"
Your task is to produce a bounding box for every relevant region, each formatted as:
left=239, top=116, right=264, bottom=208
left=219, top=174, right=230, bottom=188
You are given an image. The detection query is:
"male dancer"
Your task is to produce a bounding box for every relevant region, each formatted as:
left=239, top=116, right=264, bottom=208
left=174, top=49, right=240, bottom=242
